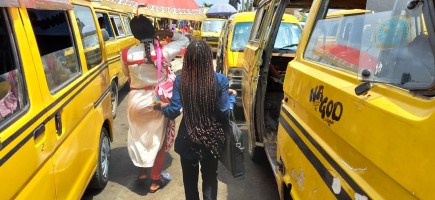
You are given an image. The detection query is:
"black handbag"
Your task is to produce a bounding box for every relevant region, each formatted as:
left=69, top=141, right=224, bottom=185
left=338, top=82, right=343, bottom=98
left=219, top=109, right=245, bottom=177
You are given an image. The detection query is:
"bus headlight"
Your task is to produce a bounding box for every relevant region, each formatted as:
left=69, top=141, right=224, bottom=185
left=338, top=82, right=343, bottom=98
left=228, top=67, right=242, bottom=77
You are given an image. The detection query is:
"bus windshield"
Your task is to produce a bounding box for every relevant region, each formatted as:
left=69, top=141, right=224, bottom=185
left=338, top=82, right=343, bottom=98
left=304, top=0, right=435, bottom=90
left=202, top=20, right=225, bottom=32
left=231, top=22, right=302, bottom=52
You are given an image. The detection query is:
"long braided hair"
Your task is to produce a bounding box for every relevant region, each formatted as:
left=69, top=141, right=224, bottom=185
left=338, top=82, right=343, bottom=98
left=181, top=41, right=225, bottom=158
left=129, top=15, right=154, bottom=64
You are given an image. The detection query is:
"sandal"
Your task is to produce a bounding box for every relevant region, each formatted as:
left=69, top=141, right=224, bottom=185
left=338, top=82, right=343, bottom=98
left=149, top=176, right=170, bottom=193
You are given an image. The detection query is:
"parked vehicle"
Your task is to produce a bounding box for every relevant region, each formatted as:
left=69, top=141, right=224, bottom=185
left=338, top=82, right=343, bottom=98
left=218, top=12, right=301, bottom=108
left=93, top=3, right=139, bottom=117
left=247, top=0, right=435, bottom=199
left=192, top=18, right=226, bottom=53
left=0, top=0, right=114, bottom=198
left=239, top=0, right=302, bottom=164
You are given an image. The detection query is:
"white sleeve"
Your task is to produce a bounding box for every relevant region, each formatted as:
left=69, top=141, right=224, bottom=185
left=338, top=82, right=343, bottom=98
left=162, top=32, right=189, bottom=61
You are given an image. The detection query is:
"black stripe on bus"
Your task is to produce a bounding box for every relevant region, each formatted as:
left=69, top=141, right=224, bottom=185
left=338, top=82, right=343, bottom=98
left=0, top=63, right=109, bottom=166
left=278, top=116, right=351, bottom=199
left=0, top=63, right=105, bottom=147
left=107, top=55, right=120, bottom=65
left=94, top=85, right=111, bottom=108
left=281, top=108, right=371, bottom=199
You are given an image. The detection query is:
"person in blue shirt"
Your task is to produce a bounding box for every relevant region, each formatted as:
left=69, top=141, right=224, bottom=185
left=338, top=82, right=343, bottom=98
left=155, top=40, right=236, bottom=200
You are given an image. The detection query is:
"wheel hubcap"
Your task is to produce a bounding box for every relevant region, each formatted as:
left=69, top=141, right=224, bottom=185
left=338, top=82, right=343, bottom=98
left=111, top=87, right=117, bottom=115
left=101, top=136, right=110, bottom=179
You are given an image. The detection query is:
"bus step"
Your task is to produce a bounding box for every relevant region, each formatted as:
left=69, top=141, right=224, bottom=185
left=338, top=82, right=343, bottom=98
left=264, top=142, right=278, bottom=178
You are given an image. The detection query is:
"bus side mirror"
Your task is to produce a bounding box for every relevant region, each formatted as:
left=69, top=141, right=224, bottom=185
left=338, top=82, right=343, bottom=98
left=101, top=29, right=110, bottom=42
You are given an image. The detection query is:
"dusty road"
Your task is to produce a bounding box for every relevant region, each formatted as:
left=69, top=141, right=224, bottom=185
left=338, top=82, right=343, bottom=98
left=82, top=59, right=279, bottom=200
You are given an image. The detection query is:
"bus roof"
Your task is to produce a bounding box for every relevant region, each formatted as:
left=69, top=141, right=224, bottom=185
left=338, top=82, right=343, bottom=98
left=229, top=12, right=299, bottom=24
left=253, top=0, right=366, bottom=9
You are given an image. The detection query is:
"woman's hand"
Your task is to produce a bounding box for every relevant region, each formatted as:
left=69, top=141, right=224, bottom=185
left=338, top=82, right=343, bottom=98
left=153, top=101, right=168, bottom=111
left=155, top=30, right=174, bottom=40
left=228, top=89, right=237, bottom=95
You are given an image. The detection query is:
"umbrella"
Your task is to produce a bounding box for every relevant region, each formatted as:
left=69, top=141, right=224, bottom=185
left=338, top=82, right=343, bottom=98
left=206, top=4, right=237, bottom=18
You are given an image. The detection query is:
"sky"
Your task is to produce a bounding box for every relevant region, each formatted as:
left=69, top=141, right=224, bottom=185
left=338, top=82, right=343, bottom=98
left=194, top=0, right=230, bottom=7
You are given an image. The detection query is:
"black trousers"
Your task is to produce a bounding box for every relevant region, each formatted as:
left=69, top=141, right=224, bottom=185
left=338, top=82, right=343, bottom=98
left=180, top=156, right=218, bottom=200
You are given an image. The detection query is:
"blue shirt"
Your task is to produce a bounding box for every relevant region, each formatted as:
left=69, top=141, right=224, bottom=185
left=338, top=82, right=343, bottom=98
left=161, top=73, right=236, bottom=159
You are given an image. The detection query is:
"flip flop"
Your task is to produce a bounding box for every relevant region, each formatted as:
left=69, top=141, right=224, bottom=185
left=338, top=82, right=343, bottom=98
left=149, top=175, right=170, bottom=193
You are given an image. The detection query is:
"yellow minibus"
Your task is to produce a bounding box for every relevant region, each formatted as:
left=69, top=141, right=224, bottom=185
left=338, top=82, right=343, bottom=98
left=0, top=0, right=114, bottom=198
left=247, top=0, right=435, bottom=199
left=192, top=18, right=226, bottom=53
left=219, top=12, right=300, bottom=109
left=240, top=0, right=302, bottom=164
left=93, top=3, right=138, bottom=117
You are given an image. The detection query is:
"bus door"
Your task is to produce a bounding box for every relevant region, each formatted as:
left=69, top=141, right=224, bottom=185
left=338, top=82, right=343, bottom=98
left=25, top=6, right=104, bottom=199
left=0, top=7, right=56, bottom=199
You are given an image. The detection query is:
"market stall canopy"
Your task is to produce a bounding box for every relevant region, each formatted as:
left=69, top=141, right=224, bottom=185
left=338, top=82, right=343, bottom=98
left=206, top=3, right=237, bottom=18
left=100, top=0, right=139, bottom=13
left=135, top=0, right=205, bottom=21
left=0, top=0, right=73, bottom=10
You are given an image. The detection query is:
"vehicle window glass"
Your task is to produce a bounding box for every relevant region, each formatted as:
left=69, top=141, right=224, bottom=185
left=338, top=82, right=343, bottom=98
left=28, top=9, right=81, bottom=92
left=231, top=22, right=252, bottom=51
left=96, top=12, right=115, bottom=39
left=122, top=16, right=132, bottom=35
left=74, top=5, right=102, bottom=69
left=0, top=9, right=27, bottom=124
left=202, top=20, right=225, bottom=33
left=273, top=23, right=302, bottom=51
left=110, top=14, right=125, bottom=37
left=250, top=7, right=264, bottom=41
left=255, top=7, right=269, bottom=40
left=304, top=0, right=435, bottom=90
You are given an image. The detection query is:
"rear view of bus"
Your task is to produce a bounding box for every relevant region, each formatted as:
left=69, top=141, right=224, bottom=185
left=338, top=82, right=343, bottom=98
left=277, top=0, right=435, bottom=199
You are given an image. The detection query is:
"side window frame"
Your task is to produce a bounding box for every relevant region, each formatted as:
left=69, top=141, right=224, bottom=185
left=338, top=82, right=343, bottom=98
left=28, top=8, right=82, bottom=93
left=0, top=8, right=29, bottom=127
left=249, top=7, right=266, bottom=42
left=109, top=13, right=125, bottom=38
left=122, top=15, right=132, bottom=36
left=73, top=5, right=103, bottom=69
left=96, top=12, right=115, bottom=40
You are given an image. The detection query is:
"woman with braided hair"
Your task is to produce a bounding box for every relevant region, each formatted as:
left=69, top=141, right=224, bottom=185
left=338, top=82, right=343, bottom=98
left=121, top=15, right=189, bottom=193
left=156, top=40, right=236, bottom=200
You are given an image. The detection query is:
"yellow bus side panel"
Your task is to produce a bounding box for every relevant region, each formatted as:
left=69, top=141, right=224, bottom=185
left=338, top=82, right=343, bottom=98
left=279, top=59, right=428, bottom=199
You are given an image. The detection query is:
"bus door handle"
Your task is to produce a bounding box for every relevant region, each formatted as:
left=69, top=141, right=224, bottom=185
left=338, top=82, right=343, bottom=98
left=33, top=124, right=46, bottom=140
left=55, top=112, right=62, bottom=135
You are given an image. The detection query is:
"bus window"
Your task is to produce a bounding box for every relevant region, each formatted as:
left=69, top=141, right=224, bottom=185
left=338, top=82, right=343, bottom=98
left=96, top=12, right=114, bottom=39
left=74, top=5, right=102, bottom=69
left=122, top=15, right=132, bottom=35
left=110, top=14, right=125, bottom=37
left=0, top=11, right=26, bottom=124
left=27, top=9, right=81, bottom=92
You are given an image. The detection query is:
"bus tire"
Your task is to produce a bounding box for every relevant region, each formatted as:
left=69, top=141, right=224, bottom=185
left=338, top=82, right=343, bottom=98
left=248, top=133, right=263, bottom=162
left=283, top=183, right=292, bottom=200
left=110, top=81, right=118, bottom=118
left=89, top=127, right=111, bottom=190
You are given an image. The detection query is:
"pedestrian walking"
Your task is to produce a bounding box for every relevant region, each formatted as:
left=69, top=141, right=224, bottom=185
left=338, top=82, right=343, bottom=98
left=121, top=15, right=189, bottom=193
left=155, top=40, right=236, bottom=200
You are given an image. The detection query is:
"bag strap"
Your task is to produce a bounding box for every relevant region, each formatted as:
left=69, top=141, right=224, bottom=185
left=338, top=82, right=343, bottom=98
left=229, top=108, right=235, bottom=122
left=121, top=48, right=129, bottom=67
left=155, top=40, right=162, bottom=81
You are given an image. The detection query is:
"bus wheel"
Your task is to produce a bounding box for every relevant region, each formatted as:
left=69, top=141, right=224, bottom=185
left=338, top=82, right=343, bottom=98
left=248, top=133, right=264, bottom=162
left=110, top=82, right=118, bottom=118
left=89, top=127, right=111, bottom=190
left=283, top=183, right=292, bottom=200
